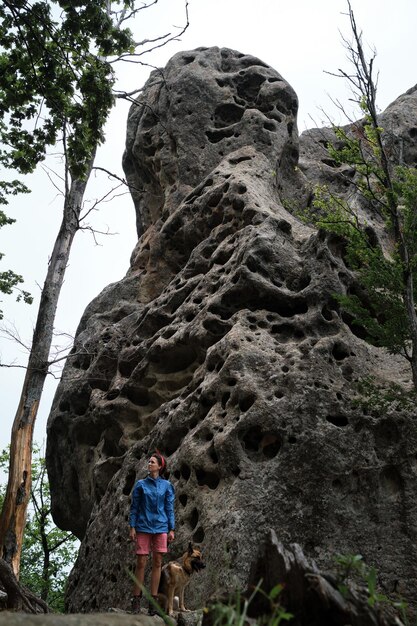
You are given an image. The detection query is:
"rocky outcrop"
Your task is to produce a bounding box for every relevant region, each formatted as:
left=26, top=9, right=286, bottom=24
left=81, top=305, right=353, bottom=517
left=46, top=48, right=417, bottom=613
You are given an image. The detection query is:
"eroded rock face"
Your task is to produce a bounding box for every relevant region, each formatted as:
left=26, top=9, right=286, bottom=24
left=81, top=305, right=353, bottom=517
left=46, top=48, right=417, bottom=613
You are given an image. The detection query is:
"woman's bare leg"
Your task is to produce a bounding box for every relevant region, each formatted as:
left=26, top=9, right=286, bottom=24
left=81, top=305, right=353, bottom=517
left=133, top=554, right=148, bottom=595
left=150, top=552, right=163, bottom=596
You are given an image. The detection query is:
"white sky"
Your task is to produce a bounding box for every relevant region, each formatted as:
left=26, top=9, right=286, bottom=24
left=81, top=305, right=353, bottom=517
left=1, top=0, right=417, bottom=454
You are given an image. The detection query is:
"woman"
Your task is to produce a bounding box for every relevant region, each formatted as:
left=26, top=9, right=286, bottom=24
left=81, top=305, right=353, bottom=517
left=129, top=451, right=175, bottom=615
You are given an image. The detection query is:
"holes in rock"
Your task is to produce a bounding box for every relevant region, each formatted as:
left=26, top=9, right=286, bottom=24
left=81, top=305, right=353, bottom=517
left=102, top=424, right=124, bottom=457
left=332, top=342, right=350, bottom=361
left=150, top=344, right=198, bottom=374
left=241, top=427, right=281, bottom=461
left=106, top=389, right=120, bottom=401
left=209, top=447, right=219, bottom=464
left=228, top=154, right=253, bottom=165
left=409, top=128, right=417, bottom=138
left=207, top=191, right=223, bottom=207
left=375, top=419, right=399, bottom=447
left=271, top=323, right=304, bottom=341
left=179, top=493, right=188, bottom=507
left=236, top=72, right=266, bottom=101
left=274, top=390, right=284, bottom=399
left=342, top=364, right=353, bottom=380
left=277, top=219, right=292, bottom=234
left=71, top=384, right=92, bottom=416
left=213, top=103, right=245, bottom=127
left=87, top=376, right=110, bottom=392
left=188, top=507, right=199, bottom=529
left=59, top=400, right=70, bottom=412
left=221, top=392, right=230, bottom=408
left=193, top=526, right=205, bottom=543
left=118, top=358, right=137, bottom=378
left=341, top=311, right=368, bottom=340
left=203, top=318, right=231, bottom=336
left=238, top=392, right=256, bottom=412
left=287, top=273, right=311, bottom=292
left=326, top=414, right=349, bottom=428
left=206, top=127, right=234, bottom=143
left=233, top=197, right=245, bottom=211
left=124, top=386, right=150, bottom=406
left=227, top=378, right=237, bottom=387
left=182, top=55, right=195, bottom=65
left=165, top=427, right=189, bottom=456
left=71, top=352, right=91, bottom=370
left=162, top=328, right=176, bottom=339
left=288, top=436, right=297, bottom=444
left=225, top=288, right=309, bottom=319
left=264, top=121, right=276, bottom=132
left=321, top=306, right=334, bottom=321
left=282, top=365, right=289, bottom=373
left=195, top=468, right=220, bottom=489
left=181, top=464, right=191, bottom=481
left=123, top=470, right=136, bottom=496
left=379, top=466, right=403, bottom=499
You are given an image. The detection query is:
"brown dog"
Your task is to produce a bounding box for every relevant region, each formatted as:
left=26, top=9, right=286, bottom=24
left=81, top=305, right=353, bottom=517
left=158, top=542, right=205, bottom=615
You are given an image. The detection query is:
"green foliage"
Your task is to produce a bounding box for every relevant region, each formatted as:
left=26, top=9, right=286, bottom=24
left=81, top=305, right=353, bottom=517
left=302, top=14, right=417, bottom=387
left=354, top=377, right=417, bottom=413
left=0, top=445, right=78, bottom=612
left=208, top=580, right=293, bottom=626
left=309, top=130, right=417, bottom=365
left=0, top=1, right=137, bottom=178
left=0, top=195, right=32, bottom=318
left=334, top=553, right=412, bottom=620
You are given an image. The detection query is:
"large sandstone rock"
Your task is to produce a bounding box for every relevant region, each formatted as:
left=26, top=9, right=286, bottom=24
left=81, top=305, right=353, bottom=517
left=46, top=48, right=417, bottom=613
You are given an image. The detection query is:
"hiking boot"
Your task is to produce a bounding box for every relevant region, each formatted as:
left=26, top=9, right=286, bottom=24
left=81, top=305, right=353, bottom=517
left=131, top=595, right=142, bottom=614
left=148, top=596, right=159, bottom=616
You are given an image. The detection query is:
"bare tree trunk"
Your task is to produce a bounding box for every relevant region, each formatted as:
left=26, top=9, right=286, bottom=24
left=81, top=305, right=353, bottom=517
left=40, top=511, right=50, bottom=601
left=0, top=166, right=94, bottom=576
left=0, top=557, right=49, bottom=613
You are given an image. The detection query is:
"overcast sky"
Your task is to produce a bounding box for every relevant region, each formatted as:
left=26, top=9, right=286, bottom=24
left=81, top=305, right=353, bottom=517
left=1, top=0, right=417, bottom=454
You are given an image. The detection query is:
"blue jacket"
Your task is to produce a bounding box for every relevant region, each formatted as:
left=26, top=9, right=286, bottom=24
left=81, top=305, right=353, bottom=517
left=129, top=475, right=175, bottom=534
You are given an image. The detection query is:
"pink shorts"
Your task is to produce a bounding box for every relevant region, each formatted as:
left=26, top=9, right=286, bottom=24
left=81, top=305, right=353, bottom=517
left=136, top=532, right=168, bottom=555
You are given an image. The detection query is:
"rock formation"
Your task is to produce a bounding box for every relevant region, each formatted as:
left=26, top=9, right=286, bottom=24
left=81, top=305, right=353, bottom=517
left=45, top=48, right=417, bottom=613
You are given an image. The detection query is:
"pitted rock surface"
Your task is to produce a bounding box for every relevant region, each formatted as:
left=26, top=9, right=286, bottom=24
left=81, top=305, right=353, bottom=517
left=46, top=48, right=417, bottom=613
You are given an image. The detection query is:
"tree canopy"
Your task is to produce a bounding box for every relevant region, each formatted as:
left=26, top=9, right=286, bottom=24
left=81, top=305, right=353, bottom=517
left=0, top=0, right=188, bottom=580
left=0, top=0, right=136, bottom=177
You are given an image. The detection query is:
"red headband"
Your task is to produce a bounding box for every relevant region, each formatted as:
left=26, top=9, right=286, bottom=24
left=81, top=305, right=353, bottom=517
left=155, top=449, right=165, bottom=470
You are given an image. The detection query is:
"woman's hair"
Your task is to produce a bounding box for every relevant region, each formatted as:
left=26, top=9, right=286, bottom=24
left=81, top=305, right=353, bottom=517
left=152, top=450, right=167, bottom=476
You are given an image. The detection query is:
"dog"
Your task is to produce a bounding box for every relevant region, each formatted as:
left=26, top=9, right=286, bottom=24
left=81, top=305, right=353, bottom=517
left=158, top=542, right=205, bottom=615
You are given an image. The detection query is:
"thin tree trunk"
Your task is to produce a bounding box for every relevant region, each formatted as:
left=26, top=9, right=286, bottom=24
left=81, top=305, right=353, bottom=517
left=0, top=163, right=94, bottom=577
left=40, top=510, right=50, bottom=601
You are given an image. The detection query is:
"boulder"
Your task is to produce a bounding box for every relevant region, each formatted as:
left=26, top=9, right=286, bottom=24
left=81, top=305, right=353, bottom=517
left=46, top=47, right=417, bottom=614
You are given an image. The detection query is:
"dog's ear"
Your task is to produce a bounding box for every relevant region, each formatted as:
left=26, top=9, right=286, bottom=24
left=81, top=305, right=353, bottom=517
left=188, top=541, right=193, bottom=555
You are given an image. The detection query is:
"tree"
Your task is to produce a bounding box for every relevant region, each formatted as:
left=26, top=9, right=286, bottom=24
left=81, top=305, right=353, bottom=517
left=0, top=446, right=78, bottom=612
left=307, top=1, right=417, bottom=391
left=0, top=0, right=189, bottom=577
